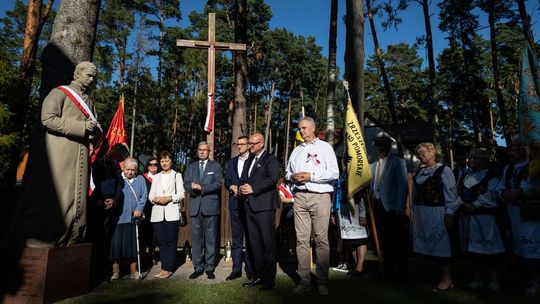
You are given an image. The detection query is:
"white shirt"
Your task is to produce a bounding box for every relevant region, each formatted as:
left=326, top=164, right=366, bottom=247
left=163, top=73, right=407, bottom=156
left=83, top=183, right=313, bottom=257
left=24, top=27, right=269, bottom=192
left=237, top=152, right=249, bottom=177
left=286, top=139, right=339, bottom=193
left=372, top=156, right=388, bottom=199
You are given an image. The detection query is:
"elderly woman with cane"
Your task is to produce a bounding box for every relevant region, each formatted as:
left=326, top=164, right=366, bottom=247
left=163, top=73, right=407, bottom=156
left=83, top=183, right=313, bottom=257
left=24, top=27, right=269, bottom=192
left=109, top=157, right=148, bottom=280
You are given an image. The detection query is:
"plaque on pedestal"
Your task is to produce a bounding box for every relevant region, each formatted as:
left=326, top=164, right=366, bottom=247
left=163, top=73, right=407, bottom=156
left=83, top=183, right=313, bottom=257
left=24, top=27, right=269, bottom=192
left=3, top=243, right=92, bottom=304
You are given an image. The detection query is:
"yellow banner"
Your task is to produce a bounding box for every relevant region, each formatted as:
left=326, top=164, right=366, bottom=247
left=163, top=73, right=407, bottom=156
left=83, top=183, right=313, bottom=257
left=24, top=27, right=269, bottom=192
left=346, top=100, right=372, bottom=196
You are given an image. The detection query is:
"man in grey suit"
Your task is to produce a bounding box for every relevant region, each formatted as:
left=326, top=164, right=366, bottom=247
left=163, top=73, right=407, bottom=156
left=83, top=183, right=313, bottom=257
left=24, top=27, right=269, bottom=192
left=184, top=141, right=222, bottom=279
left=370, top=136, right=409, bottom=281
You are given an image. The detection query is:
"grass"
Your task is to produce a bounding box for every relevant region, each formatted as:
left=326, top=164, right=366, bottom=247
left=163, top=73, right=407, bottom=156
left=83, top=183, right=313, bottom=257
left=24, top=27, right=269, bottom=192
left=59, top=256, right=538, bottom=304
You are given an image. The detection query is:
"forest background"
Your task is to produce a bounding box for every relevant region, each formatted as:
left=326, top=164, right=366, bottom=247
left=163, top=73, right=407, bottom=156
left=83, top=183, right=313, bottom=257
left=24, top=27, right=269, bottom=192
left=0, top=0, right=539, bottom=181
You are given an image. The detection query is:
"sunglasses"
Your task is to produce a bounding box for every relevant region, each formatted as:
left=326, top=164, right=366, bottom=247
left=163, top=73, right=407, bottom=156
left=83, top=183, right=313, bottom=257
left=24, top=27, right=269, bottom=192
left=148, top=163, right=159, bottom=166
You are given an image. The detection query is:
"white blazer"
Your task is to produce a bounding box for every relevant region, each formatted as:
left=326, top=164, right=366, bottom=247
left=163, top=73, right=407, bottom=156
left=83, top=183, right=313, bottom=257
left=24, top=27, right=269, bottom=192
left=149, top=170, right=185, bottom=222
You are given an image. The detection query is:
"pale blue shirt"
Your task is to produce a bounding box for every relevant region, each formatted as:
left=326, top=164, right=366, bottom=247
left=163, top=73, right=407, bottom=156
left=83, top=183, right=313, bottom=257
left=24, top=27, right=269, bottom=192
left=286, top=138, right=339, bottom=193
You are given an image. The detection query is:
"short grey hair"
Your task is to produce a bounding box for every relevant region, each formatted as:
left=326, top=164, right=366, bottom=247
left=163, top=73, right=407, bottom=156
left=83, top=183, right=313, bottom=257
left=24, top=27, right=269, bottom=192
left=123, top=157, right=138, bottom=168
left=73, top=61, right=96, bottom=79
left=198, top=141, right=209, bottom=149
left=300, top=116, right=316, bottom=128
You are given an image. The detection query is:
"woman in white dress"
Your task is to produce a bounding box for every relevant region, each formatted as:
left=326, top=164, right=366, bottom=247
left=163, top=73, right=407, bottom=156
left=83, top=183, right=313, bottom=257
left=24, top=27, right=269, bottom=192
left=457, top=148, right=505, bottom=290
left=412, top=142, right=459, bottom=291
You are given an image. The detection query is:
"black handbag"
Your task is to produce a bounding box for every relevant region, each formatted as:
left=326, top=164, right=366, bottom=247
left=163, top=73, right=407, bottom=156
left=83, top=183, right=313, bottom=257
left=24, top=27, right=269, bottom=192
left=174, top=173, right=188, bottom=227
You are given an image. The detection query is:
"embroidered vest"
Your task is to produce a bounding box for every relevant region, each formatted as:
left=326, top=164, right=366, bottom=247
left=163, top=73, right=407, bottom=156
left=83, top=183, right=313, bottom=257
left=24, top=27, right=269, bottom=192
left=414, top=165, right=446, bottom=207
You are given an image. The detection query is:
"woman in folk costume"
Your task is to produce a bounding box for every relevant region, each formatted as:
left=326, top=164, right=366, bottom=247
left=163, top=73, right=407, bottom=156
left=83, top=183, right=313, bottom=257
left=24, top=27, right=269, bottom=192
left=457, top=148, right=505, bottom=290
left=499, top=43, right=540, bottom=297
left=499, top=137, right=540, bottom=297
left=412, top=142, right=460, bottom=291
left=149, top=151, right=185, bottom=279
left=109, top=157, right=147, bottom=280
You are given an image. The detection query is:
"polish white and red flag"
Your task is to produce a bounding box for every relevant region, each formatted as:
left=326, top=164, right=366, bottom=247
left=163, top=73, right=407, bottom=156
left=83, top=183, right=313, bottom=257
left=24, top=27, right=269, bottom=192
left=204, top=93, right=215, bottom=132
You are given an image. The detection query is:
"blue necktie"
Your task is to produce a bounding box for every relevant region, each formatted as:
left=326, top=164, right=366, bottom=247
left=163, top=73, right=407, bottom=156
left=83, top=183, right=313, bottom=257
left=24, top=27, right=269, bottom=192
left=199, top=161, right=205, bottom=181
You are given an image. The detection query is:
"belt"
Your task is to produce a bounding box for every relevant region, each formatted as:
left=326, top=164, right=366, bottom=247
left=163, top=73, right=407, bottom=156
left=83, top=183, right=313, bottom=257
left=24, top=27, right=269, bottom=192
left=294, top=189, right=331, bottom=194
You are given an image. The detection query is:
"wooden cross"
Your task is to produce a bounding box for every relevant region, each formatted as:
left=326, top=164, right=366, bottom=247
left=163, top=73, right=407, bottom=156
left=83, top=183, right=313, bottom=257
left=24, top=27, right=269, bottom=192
left=177, top=13, right=246, bottom=160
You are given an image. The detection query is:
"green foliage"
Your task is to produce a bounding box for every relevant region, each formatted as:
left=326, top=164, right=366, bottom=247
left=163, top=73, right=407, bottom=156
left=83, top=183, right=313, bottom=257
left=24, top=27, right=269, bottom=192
left=365, top=43, right=428, bottom=126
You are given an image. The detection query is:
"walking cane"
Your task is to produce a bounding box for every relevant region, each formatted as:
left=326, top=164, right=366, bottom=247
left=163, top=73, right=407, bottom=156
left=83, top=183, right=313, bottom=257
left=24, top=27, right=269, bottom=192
left=134, top=215, right=144, bottom=280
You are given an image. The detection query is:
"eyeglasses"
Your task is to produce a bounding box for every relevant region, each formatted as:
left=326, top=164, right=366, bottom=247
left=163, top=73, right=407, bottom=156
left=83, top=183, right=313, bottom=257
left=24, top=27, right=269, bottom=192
left=249, top=142, right=260, bottom=145
left=237, top=143, right=249, bottom=146
left=148, top=163, right=158, bottom=166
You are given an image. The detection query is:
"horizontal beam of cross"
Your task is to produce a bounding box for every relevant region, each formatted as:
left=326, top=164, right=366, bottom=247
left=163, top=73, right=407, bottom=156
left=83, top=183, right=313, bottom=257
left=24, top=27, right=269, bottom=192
left=176, top=39, right=247, bottom=51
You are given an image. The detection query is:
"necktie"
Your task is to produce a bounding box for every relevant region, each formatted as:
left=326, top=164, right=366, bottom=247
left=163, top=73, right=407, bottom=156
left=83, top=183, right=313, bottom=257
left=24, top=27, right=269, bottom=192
left=199, top=161, right=205, bottom=181
left=249, top=157, right=258, bottom=177
left=375, top=160, right=382, bottom=198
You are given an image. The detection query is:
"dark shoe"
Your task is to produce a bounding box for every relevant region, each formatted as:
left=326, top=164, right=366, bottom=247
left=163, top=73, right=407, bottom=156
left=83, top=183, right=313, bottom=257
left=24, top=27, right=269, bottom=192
left=260, top=284, right=275, bottom=291
left=243, top=278, right=262, bottom=287
left=246, top=272, right=254, bottom=281
left=206, top=271, right=215, bottom=280
left=226, top=272, right=242, bottom=281
left=189, top=270, right=204, bottom=279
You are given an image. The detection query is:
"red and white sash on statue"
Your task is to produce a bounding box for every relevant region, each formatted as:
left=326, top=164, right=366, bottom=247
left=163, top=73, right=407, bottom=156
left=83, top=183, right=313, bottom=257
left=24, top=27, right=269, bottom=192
left=57, top=85, right=102, bottom=195
left=204, top=93, right=214, bottom=132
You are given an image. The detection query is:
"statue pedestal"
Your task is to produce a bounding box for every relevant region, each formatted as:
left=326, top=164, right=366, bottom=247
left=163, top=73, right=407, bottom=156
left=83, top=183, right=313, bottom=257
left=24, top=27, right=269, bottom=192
left=3, top=243, right=92, bottom=304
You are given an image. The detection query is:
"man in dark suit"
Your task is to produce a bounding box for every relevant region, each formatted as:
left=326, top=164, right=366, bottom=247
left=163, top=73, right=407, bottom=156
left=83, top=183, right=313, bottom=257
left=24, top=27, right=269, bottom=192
left=239, top=132, right=280, bottom=291
left=224, top=135, right=254, bottom=281
left=183, top=141, right=222, bottom=279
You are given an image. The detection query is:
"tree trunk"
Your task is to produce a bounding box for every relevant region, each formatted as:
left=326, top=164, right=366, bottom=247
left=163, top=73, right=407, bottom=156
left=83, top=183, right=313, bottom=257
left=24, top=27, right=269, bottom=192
left=264, top=82, right=275, bottom=148
left=488, top=0, right=511, bottom=147
left=326, top=0, right=338, bottom=147
left=365, top=0, right=403, bottom=156
left=154, top=18, right=165, bottom=157
left=344, top=0, right=365, bottom=126
left=231, top=0, right=248, bottom=157
left=40, top=0, right=101, bottom=101
left=517, top=0, right=536, bottom=53
left=419, top=0, right=440, bottom=147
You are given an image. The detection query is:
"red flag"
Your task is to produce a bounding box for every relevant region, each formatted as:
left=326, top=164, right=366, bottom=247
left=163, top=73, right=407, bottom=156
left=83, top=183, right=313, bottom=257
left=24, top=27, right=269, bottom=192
left=106, top=95, right=128, bottom=153
left=204, top=93, right=214, bottom=132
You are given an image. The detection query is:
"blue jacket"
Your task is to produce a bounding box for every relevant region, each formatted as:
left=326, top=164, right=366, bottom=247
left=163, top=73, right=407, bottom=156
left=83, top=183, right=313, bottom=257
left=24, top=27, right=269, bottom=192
left=118, top=175, right=148, bottom=224
left=369, top=153, right=408, bottom=212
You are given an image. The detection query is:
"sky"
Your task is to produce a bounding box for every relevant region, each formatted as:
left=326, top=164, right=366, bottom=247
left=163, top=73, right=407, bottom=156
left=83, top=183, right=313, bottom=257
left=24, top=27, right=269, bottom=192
left=178, top=0, right=539, bottom=74
left=1, top=0, right=539, bottom=75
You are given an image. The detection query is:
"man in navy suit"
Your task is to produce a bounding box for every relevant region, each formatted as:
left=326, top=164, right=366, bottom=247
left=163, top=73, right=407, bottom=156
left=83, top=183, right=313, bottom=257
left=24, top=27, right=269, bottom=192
left=183, top=141, right=222, bottom=279
left=224, top=135, right=254, bottom=280
left=239, top=132, right=280, bottom=291
left=369, top=136, right=409, bottom=281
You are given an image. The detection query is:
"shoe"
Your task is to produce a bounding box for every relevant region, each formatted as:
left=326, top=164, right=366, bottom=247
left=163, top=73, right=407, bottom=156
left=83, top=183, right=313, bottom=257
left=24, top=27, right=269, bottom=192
left=293, top=284, right=312, bottom=294
left=487, top=281, right=500, bottom=291
left=226, top=272, right=242, bottom=281
left=189, top=270, right=204, bottom=279
left=129, top=272, right=141, bottom=280
left=154, top=271, right=172, bottom=279
left=432, top=282, right=454, bottom=292
left=110, top=272, right=120, bottom=281
left=318, top=285, right=329, bottom=295
left=243, top=278, right=262, bottom=287
left=468, top=280, right=484, bottom=289
left=206, top=271, right=215, bottom=280
left=332, top=262, right=345, bottom=271
left=260, top=284, right=275, bottom=291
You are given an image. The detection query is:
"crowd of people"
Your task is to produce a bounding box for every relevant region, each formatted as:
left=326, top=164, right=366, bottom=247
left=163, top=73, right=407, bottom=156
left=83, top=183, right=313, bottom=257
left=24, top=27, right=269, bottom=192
left=86, top=116, right=539, bottom=297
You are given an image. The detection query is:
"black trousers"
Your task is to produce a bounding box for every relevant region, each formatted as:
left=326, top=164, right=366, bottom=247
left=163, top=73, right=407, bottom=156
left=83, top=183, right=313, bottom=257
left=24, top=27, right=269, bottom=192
left=374, top=200, right=409, bottom=280
left=245, top=204, right=277, bottom=287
